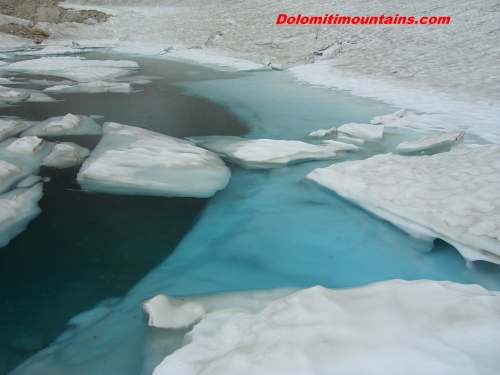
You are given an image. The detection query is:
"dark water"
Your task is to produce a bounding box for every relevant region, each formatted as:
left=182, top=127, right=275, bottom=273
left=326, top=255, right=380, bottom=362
left=0, top=54, right=248, bottom=374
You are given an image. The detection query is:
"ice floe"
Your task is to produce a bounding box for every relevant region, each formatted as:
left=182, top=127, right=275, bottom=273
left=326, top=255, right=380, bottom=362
left=0, top=85, right=30, bottom=102
left=0, top=119, right=34, bottom=142
left=396, top=131, right=465, bottom=154
left=1, top=56, right=139, bottom=82
left=149, top=280, right=500, bottom=375
left=26, top=92, right=57, bottom=102
left=77, top=123, right=230, bottom=198
left=141, top=295, right=206, bottom=329
left=308, top=127, right=336, bottom=138
left=0, top=183, right=43, bottom=248
left=22, top=114, right=101, bottom=136
left=42, top=142, right=90, bottom=169
left=44, top=81, right=133, bottom=93
left=7, top=136, right=46, bottom=155
left=189, top=136, right=339, bottom=169
left=307, top=145, right=500, bottom=264
left=337, top=123, right=385, bottom=142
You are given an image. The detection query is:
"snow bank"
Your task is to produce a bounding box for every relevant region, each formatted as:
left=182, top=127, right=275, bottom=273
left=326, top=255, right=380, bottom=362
left=77, top=123, right=230, bottom=198
left=44, top=81, right=133, bottom=93
left=0, top=183, right=43, bottom=248
left=337, top=123, right=385, bottom=142
left=150, top=280, right=500, bottom=375
left=189, top=136, right=339, bottom=169
left=42, top=142, right=90, bottom=168
left=307, top=145, right=500, bottom=264
left=396, top=131, right=464, bottom=154
left=22, top=114, right=101, bottom=136
left=0, top=56, right=139, bottom=82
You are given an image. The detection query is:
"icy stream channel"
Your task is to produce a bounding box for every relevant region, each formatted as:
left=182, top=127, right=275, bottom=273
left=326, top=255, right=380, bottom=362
left=4, top=56, right=499, bottom=375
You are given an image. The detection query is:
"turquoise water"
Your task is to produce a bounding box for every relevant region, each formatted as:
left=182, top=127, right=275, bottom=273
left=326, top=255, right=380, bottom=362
left=2, top=54, right=499, bottom=375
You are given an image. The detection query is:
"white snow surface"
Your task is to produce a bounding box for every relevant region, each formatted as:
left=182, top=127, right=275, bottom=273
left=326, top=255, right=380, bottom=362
left=22, top=114, right=101, bottom=136
left=42, top=142, right=90, bottom=169
left=0, top=56, right=139, bottom=82
left=151, top=280, right=500, bottom=375
left=188, top=136, right=339, bottom=169
left=0, top=183, right=43, bottom=248
left=44, top=81, right=133, bottom=93
left=77, top=123, right=231, bottom=198
left=307, top=146, right=500, bottom=264
left=396, top=131, right=465, bottom=154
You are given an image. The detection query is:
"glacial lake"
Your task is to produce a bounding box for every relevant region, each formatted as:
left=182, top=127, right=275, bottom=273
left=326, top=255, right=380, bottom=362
left=1, top=52, right=499, bottom=375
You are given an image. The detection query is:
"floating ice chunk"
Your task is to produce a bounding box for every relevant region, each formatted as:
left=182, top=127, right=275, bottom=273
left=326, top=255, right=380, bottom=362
left=320, top=140, right=359, bottom=152
left=77, top=123, right=230, bottom=198
left=14, top=45, right=94, bottom=56
left=0, top=85, right=30, bottom=102
left=141, top=295, right=206, bottom=329
left=153, top=280, right=500, bottom=375
left=336, top=135, right=365, bottom=145
left=26, top=92, right=57, bottom=102
left=7, top=136, right=46, bottom=155
left=189, top=136, right=338, bottom=169
left=337, top=123, right=385, bottom=142
left=396, top=131, right=465, bottom=154
left=308, top=127, right=336, bottom=138
left=22, top=114, right=101, bottom=136
left=42, top=142, right=90, bottom=169
left=0, top=183, right=43, bottom=248
left=306, top=145, right=500, bottom=264
left=0, top=119, right=34, bottom=142
left=371, top=108, right=413, bottom=125
left=16, top=175, right=42, bottom=188
left=0, top=160, right=21, bottom=183
left=1, top=56, right=139, bottom=82
left=44, top=81, right=133, bottom=93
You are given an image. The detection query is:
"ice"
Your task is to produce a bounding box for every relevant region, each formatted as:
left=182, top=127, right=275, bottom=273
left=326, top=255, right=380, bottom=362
left=0, top=119, right=34, bottom=142
left=320, top=140, right=359, bottom=152
left=77, top=122, right=230, bottom=198
left=189, top=136, right=338, bottom=169
left=140, top=295, right=206, bottom=329
left=42, top=142, right=90, bottom=169
left=44, top=81, right=133, bottom=93
left=396, top=131, right=465, bottom=154
left=22, top=114, right=101, bottom=136
left=14, top=45, right=93, bottom=56
left=308, top=127, right=336, bottom=138
left=1, top=56, right=139, bottom=82
left=0, top=85, right=30, bottom=102
left=337, top=123, right=385, bottom=142
left=150, top=280, right=500, bottom=375
left=306, top=145, right=500, bottom=264
left=26, top=92, right=57, bottom=102
left=0, top=183, right=43, bottom=248
left=7, top=136, right=46, bottom=155
left=16, top=175, right=43, bottom=188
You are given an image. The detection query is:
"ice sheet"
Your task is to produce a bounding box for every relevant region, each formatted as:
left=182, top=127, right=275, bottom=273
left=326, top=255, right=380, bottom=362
left=189, top=135, right=339, bottom=169
left=307, top=146, right=500, bottom=264
left=151, top=280, right=500, bottom=375
left=1, top=56, right=139, bottom=82
left=77, top=122, right=230, bottom=198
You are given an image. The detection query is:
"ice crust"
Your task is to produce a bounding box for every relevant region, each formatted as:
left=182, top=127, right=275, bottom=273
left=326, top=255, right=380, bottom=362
left=42, top=142, right=90, bottom=169
left=1, top=56, right=139, bottom=82
left=396, top=131, right=464, bottom=154
left=77, top=123, right=231, bottom=198
left=22, top=114, right=101, bottom=136
left=44, top=81, right=133, bottom=93
left=0, top=183, right=43, bottom=248
left=151, top=280, right=500, bottom=375
left=189, top=136, right=339, bottom=169
left=307, top=146, right=500, bottom=264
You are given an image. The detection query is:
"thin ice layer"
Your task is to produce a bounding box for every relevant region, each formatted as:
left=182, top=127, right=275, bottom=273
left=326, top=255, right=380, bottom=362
left=0, top=183, right=43, bottom=248
left=189, top=136, right=339, bottom=169
left=152, top=280, right=500, bottom=375
left=77, top=123, right=230, bottom=198
left=306, top=145, right=500, bottom=264
left=1, top=56, right=139, bottom=82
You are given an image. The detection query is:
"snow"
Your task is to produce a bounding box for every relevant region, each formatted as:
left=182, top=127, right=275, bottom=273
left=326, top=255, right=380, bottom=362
left=22, top=114, right=101, bottom=136
left=42, top=142, right=90, bottom=169
left=77, top=122, right=231, bottom=198
left=337, top=123, right=385, bottom=142
left=0, top=183, right=43, bottom=248
left=306, top=145, right=500, bottom=264
left=189, top=136, right=339, bottom=169
left=151, top=280, right=500, bottom=375
left=396, top=131, right=465, bottom=154
left=44, top=81, right=133, bottom=93
left=0, top=56, right=139, bottom=82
